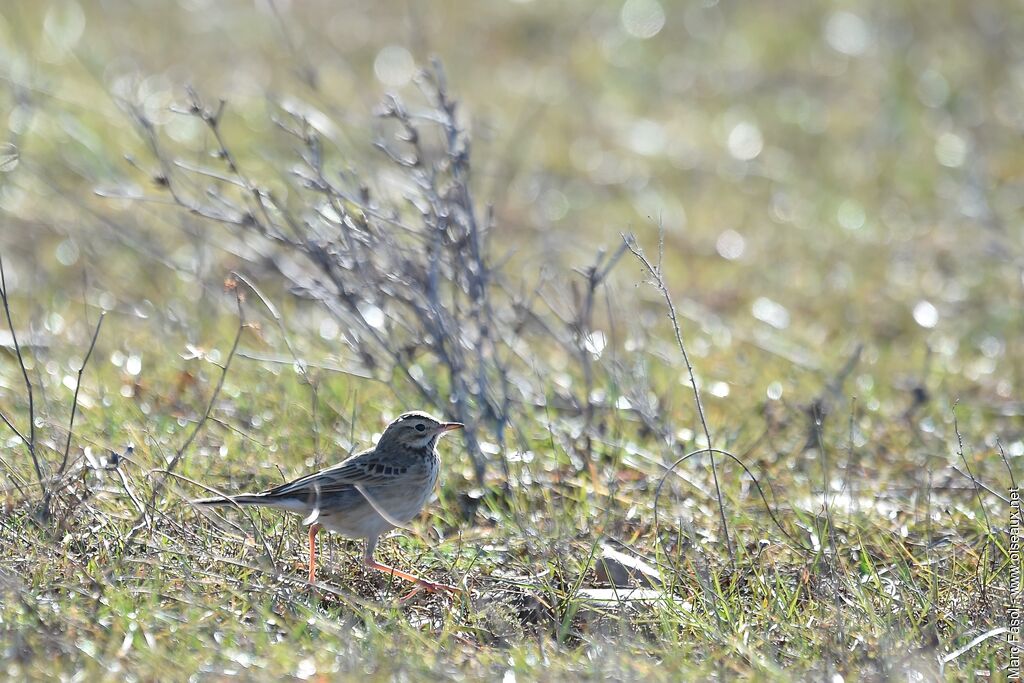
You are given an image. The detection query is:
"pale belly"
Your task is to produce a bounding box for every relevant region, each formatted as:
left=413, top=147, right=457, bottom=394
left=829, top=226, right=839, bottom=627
left=316, top=475, right=437, bottom=540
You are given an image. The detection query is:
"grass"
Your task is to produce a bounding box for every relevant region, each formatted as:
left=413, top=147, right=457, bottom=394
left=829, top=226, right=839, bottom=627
left=0, top=1, right=1021, bottom=680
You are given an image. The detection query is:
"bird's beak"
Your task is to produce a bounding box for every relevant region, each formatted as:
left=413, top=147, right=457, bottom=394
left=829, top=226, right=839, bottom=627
left=439, top=422, right=464, bottom=433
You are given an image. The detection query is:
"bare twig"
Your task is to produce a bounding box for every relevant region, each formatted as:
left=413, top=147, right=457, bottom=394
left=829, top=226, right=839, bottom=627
left=996, top=439, right=1017, bottom=491
left=37, top=311, right=106, bottom=513
left=120, top=290, right=245, bottom=553
left=570, top=243, right=629, bottom=462
left=948, top=465, right=1011, bottom=505
left=0, top=411, right=29, bottom=452
left=56, top=312, right=105, bottom=477
left=952, top=405, right=992, bottom=533
left=0, top=254, right=42, bottom=501
left=623, top=230, right=734, bottom=565
left=951, top=404, right=995, bottom=605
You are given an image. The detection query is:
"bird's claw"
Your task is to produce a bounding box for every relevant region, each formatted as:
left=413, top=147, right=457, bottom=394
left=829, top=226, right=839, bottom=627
left=400, top=580, right=463, bottom=603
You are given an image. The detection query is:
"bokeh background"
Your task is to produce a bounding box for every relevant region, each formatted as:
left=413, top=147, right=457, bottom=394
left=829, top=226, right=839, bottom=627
left=3, top=0, right=1022, bottom=410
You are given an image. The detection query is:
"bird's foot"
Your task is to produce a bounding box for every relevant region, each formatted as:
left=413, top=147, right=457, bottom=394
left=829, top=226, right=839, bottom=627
left=399, top=579, right=463, bottom=603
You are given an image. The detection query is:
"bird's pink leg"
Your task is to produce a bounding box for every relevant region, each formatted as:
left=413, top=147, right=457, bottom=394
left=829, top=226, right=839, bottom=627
left=362, top=536, right=460, bottom=599
left=364, top=557, right=460, bottom=595
left=307, top=523, right=321, bottom=583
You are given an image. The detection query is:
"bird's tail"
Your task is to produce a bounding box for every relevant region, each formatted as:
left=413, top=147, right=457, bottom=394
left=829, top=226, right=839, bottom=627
left=191, top=493, right=272, bottom=507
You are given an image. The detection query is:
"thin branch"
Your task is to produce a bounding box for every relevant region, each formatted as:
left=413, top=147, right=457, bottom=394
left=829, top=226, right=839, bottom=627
left=953, top=405, right=992, bottom=533
left=0, top=410, right=29, bottom=448
left=623, top=230, right=734, bottom=565
left=172, top=292, right=245, bottom=475
left=234, top=350, right=373, bottom=379
left=120, top=290, right=245, bottom=554
left=996, top=439, right=1017, bottom=491
left=949, top=464, right=1011, bottom=505
left=56, top=312, right=105, bottom=477
left=0, top=254, right=42, bottom=493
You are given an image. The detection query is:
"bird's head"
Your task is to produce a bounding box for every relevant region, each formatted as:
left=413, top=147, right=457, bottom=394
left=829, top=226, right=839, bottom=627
left=378, top=411, right=463, bottom=452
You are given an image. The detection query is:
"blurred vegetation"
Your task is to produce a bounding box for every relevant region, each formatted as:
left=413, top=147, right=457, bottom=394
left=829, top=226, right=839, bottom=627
left=1, top=0, right=1022, bottom=680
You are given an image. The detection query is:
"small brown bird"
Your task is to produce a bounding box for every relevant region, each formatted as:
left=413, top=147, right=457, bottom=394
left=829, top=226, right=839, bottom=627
left=193, top=411, right=463, bottom=596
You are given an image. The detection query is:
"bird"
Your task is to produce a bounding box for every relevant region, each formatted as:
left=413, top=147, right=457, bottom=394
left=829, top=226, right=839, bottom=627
left=192, top=411, right=463, bottom=597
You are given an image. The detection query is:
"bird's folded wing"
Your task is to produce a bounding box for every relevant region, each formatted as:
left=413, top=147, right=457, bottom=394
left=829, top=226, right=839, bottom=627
left=259, top=455, right=419, bottom=499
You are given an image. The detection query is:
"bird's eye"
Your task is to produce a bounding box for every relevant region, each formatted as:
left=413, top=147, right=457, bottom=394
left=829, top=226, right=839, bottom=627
left=415, top=423, right=426, bottom=432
